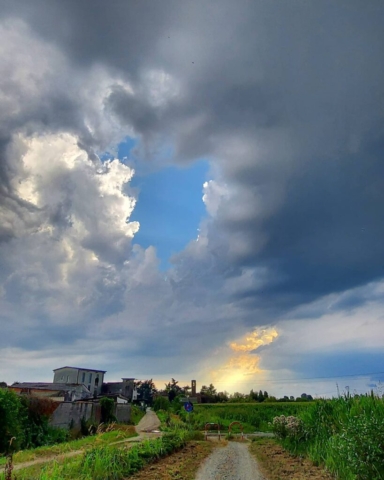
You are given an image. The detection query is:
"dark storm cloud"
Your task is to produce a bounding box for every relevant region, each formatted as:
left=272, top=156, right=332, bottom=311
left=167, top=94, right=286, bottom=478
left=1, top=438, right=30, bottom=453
left=26, top=0, right=383, bottom=309
left=1, top=0, right=384, bottom=372
left=0, top=0, right=172, bottom=73
left=107, top=85, right=160, bottom=137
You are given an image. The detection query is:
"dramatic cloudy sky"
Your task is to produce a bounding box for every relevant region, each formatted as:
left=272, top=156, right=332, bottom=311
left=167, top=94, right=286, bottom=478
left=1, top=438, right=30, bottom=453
left=1, top=0, right=384, bottom=397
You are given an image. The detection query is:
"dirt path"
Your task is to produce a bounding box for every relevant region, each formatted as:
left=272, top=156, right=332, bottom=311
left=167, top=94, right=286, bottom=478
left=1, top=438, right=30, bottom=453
left=0, top=410, right=162, bottom=473
left=135, top=408, right=161, bottom=433
left=195, top=442, right=265, bottom=480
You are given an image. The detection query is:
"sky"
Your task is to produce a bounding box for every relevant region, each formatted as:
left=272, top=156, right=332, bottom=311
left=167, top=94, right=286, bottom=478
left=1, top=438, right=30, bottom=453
left=1, top=0, right=384, bottom=398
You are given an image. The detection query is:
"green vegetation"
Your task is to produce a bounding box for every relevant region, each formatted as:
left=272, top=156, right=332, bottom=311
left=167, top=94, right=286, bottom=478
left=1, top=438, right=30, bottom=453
left=0, top=389, right=68, bottom=454
left=180, top=402, right=312, bottom=432
left=5, top=429, right=194, bottom=480
left=130, top=405, right=146, bottom=425
left=153, top=396, right=171, bottom=412
left=134, top=380, right=157, bottom=405
left=0, top=425, right=137, bottom=466
left=100, top=397, right=116, bottom=424
left=272, top=395, right=384, bottom=480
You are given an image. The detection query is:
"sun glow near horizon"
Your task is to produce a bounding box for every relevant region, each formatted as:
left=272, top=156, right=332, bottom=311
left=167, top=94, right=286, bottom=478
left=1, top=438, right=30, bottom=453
left=204, top=327, right=279, bottom=393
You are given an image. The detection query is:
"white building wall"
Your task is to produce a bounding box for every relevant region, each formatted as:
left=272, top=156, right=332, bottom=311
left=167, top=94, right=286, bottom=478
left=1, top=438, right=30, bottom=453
left=53, top=368, right=105, bottom=395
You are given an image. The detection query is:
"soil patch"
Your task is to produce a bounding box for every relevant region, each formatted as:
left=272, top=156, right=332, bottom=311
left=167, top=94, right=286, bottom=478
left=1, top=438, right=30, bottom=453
left=127, top=441, right=215, bottom=480
left=250, top=438, right=333, bottom=480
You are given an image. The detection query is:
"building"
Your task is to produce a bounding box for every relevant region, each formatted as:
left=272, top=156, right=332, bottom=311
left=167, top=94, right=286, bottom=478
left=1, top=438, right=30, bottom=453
left=53, top=366, right=106, bottom=397
left=101, top=377, right=136, bottom=401
left=9, top=382, right=92, bottom=402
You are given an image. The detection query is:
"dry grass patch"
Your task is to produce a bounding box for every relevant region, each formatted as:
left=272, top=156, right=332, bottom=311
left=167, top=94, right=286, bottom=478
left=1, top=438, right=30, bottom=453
left=250, top=438, right=333, bottom=480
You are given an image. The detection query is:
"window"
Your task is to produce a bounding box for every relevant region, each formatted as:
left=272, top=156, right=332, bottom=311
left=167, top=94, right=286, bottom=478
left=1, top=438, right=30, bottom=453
left=82, top=372, right=85, bottom=383
left=89, top=373, right=92, bottom=383
left=67, top=375, right=70, bottom=382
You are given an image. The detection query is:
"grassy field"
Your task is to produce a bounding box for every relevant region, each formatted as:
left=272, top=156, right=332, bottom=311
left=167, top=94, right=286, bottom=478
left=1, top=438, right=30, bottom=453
left=0, top=404, right=145, bottom=466
left=271, top=395, right=384, bottom=480
left=179, top=402, right=313, bottom=433
left=2, top=429, right=196, bottom=480
left=0, top=425, right=137, bottom=466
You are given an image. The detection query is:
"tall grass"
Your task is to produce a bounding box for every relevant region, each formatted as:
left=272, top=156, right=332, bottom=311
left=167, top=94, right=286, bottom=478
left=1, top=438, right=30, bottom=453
left=180, top=402, right=312, bottom=432
left=274, top=395, right=384, bottom=480
left=13, top=428, right=193, bottom=480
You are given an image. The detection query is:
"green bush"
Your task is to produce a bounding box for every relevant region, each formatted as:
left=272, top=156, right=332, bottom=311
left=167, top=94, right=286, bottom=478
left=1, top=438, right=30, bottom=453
left=0, top=390, right=69, bottom=454
left=153, top=396, right=171, bottom=412
left=100, top=397, right=116, bottom=424
left=0, top=389, right=25, bottom=453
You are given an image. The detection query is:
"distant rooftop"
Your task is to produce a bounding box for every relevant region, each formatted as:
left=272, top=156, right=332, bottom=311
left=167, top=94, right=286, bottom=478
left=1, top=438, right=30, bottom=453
left=10, top=382, right=91, bottom=392
left=53, top=366, right=107, bottom=373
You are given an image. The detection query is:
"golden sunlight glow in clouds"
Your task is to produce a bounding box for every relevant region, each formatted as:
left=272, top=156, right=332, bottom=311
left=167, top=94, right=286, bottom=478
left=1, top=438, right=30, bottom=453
left=209, top=327, right=278, bottom=393
left=229, top=328, right=278, bottom=353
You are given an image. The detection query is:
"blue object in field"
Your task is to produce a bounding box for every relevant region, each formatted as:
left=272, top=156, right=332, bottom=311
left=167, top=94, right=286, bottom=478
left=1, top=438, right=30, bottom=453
left=184, top=402, right=193, bottom=413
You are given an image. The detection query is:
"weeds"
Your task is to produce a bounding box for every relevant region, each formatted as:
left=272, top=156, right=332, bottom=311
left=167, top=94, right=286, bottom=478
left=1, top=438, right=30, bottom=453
left=4, top=455, right=15, bottom=480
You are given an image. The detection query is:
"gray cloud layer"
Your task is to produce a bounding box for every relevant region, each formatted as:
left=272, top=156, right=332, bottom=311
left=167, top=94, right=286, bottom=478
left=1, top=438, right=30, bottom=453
left=1, top=0, right=384, bottom=390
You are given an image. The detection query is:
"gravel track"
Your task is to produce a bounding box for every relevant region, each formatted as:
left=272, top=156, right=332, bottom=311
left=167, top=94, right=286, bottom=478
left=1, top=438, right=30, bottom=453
left=135, top=409, right=161, bottom=433
left=195, top=441, right=264, bottom=480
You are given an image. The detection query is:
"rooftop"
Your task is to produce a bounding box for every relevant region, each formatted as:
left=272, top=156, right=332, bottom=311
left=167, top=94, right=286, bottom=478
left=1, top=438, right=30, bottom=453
left=53, top=366, right=107, bottom=373
left=10, top=382, right=91, bottom=392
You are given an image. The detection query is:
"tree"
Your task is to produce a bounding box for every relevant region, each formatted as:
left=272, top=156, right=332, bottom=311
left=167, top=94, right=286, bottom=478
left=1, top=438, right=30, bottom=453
left=200, top=384, right=218, bottom=403
left=264, top=395, right=277, bottom=402
left=165, top=378, right=182, bottom=402
left=135, top=379, right=157, bottom=405
left=228, top=392, right=246, bottom=403
left=200, top=384, right=217, bottom=396
left=100, top=397, right=116, bottom=423
left=0, top=388, right=24, bottom=453
left=216, top=391, right=229, bottom=402
left=153, top=396, right=170, bottom=412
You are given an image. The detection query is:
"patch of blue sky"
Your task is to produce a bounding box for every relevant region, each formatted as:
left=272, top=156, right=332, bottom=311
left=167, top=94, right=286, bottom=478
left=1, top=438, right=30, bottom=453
left=99, top=137, right=210, bottom=268
left=99, top=136, right=138, bottom=163
left=130, top=159, right=210, bottom=269
left=118, top=137, right=138, bottom=162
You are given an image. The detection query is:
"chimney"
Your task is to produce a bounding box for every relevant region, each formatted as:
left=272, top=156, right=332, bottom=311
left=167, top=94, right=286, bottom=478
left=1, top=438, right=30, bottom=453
left=191, top=380, right=196, bottom=396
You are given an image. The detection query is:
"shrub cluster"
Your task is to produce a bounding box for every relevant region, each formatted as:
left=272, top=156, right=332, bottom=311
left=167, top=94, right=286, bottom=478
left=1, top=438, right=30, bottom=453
left=0, top=389, right=68, bottom=454
left=272, top=415, right=305, bottom=439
